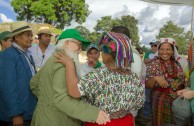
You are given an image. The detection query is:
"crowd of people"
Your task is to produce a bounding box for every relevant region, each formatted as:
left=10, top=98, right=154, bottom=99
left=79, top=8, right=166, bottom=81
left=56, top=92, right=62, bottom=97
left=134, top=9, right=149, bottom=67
left=0, top=21, right=194, bottom=126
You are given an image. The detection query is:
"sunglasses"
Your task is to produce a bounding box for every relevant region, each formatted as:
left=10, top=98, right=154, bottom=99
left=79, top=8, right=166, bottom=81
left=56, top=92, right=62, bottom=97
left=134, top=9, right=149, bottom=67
left=151, top=44, right=157, bottom=47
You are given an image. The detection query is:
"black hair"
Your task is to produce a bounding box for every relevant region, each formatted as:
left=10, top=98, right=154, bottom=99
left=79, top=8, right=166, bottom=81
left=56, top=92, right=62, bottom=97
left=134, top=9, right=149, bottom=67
left=38, top=34, right=42, bottom=39
left=111, top=26, right=131, bottom=39
left=175, top=45, right=178, bottom=51
left=136, top=47, right=143, bottom=54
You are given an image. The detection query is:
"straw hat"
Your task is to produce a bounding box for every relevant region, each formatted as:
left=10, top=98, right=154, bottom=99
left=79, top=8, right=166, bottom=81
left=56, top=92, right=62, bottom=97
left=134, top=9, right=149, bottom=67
left=37, top=27, right=53, bottom=36
left=8, top=21, right=32, bottom=37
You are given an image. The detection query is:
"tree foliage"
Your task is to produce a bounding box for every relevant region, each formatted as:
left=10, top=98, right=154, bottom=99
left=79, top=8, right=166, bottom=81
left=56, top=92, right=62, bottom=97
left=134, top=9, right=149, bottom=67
left=11, top=0, right=90, bottom=29
left=94, top=16, right=121, bottom=32
left=94, top=15, right=139, bottom=46
left=157, top=21, right=189, bottom=54
left=75, top=25, right=90, bottom=40
left=88, top=32, right=101, bottom=44
left=75, top=25, right=101, bottom=43
left=141, top=45, right=149, bottom=53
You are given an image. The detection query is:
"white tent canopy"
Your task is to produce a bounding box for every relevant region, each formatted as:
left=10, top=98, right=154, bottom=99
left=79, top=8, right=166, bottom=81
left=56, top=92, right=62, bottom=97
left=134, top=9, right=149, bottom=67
left=141, top=0, right=194, bottom=70
left=140, top=0, right=194, bottom=39
left=140, top=0, right=193, bottom=6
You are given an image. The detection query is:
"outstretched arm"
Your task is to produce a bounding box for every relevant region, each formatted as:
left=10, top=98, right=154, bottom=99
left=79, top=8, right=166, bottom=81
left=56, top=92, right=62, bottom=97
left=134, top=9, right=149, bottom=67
left=52, top=65, right=110, bottom=124
left=177, top=88, right=194, bottom=99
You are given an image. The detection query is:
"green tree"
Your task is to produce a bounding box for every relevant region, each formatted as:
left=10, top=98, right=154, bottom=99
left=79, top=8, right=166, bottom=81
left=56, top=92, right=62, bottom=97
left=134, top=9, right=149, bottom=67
left=75, top=25, right=90, bottom=50
left=88, top=32, right=101, bottom=43
left=11, top=0, right=90, bottom=29
left=94, top=15, right=139, bottom=46
left=75, top=25, right=90, bottom=40
left=141, top=45, right=149, bottom=53
left=121, top=15, right=139, bottom=46
left=157, top=21, right=189, bottom=54
left=75, top=26, right=101, bottom=44
left=94, top=16, right=121, bottom=32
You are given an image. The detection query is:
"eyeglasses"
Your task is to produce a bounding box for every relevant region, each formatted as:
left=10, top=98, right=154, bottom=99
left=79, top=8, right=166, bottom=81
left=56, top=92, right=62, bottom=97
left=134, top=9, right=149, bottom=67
left=151, top=44, right=157, bottom=47
left=70, top=40, right=82, bottom=46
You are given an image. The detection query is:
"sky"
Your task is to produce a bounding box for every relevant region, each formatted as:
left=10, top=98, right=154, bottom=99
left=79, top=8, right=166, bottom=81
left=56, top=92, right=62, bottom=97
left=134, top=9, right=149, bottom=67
left=0, top=0, right=193, bottom=46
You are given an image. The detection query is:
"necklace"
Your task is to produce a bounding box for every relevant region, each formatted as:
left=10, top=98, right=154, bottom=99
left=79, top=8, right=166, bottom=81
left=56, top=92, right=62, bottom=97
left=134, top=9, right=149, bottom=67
left=160, top=58, right=180, bottom=93
left=160, top=58, right=178, bottom=78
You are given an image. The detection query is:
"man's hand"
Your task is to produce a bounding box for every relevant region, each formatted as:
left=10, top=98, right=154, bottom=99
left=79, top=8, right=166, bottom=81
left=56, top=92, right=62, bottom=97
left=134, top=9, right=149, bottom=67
left=96, top=110, right=110, bottom=125
left=87, top=58, right=98, bottom=68
left=154, top=76, right=168, bottom=88
left=54, top=52, right=73, bottom=66
left=12, top=115, right=24, bottom=126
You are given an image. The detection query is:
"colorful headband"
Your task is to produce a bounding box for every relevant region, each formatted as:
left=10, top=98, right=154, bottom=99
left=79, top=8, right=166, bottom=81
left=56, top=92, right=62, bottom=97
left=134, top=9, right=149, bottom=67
left=99, top=32, right=133, bottom=68
left=160, top=38, right=175, bottom=45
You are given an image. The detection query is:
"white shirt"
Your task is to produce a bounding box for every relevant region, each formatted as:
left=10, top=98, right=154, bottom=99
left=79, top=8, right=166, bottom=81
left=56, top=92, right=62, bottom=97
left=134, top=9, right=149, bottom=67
left=80, top=62, right=104, bottom=77
left=131, top=52, right=143, bottom=78
left=80, top=62, right=94, bottom=77
left=130, top=50, right=144, bottom=117
left=29, top=44, right=55, bottom=71
left=149, top=53, right=155, bottom=59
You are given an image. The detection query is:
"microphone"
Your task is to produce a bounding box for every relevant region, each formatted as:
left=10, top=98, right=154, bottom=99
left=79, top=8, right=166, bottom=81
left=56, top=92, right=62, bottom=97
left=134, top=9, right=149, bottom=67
left=39, top=55, right=45, bottom=69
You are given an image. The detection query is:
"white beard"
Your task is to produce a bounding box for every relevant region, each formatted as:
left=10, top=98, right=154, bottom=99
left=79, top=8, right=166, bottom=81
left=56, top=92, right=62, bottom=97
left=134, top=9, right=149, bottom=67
left=65, top=48, right=81, bottom=79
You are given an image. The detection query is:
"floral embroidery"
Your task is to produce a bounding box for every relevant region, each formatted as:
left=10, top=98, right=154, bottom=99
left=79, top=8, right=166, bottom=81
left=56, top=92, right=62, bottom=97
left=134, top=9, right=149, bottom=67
left=146, top=58, right=185, bottom=90
left=78, top=67, right=144, bottom=114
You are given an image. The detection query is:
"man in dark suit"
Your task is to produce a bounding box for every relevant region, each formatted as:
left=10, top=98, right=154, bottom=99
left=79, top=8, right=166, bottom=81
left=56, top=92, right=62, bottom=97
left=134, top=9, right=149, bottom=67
left=0, top=21, right=37, bottom=126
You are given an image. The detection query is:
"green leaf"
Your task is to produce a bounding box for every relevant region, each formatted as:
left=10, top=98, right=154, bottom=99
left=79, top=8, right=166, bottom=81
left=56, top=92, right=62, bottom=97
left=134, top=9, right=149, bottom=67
left=11, top=0, right=90, bottom=29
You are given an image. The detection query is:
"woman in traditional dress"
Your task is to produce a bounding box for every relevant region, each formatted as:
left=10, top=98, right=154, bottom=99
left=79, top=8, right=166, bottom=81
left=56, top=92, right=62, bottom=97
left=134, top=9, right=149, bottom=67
left=145, top=38, right=185, bottom=126
left=55, top=32, right=144, bottom=126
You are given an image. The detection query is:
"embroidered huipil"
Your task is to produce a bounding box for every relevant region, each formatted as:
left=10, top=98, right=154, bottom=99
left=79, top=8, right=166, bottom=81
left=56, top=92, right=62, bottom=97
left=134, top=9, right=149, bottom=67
left=78, top=67, right=144, bottom=119
left=146, top=58, right=185, bottom=92
left=146, top=58, right=185, bottom=125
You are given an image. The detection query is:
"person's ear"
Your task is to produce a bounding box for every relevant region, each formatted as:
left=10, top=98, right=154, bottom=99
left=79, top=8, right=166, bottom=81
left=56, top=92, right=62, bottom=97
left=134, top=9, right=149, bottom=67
left=14, top=34, right=20, bottom=41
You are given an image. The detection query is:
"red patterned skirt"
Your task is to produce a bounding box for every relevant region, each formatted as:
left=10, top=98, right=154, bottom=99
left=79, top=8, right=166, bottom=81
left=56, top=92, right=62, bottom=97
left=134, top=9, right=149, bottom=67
left=151, top=89, right=176, bottom=126
left=85, top=114, right=134, bottom=126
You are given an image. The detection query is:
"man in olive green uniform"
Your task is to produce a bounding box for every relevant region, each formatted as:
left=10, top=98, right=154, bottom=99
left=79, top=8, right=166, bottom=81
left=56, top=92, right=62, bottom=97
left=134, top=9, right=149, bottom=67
left=30, top=29, right=109, bottom=126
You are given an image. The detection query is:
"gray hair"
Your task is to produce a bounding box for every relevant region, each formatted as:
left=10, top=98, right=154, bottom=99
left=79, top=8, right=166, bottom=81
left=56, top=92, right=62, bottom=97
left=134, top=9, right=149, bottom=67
left=55, top=38, right=73, bottom=52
